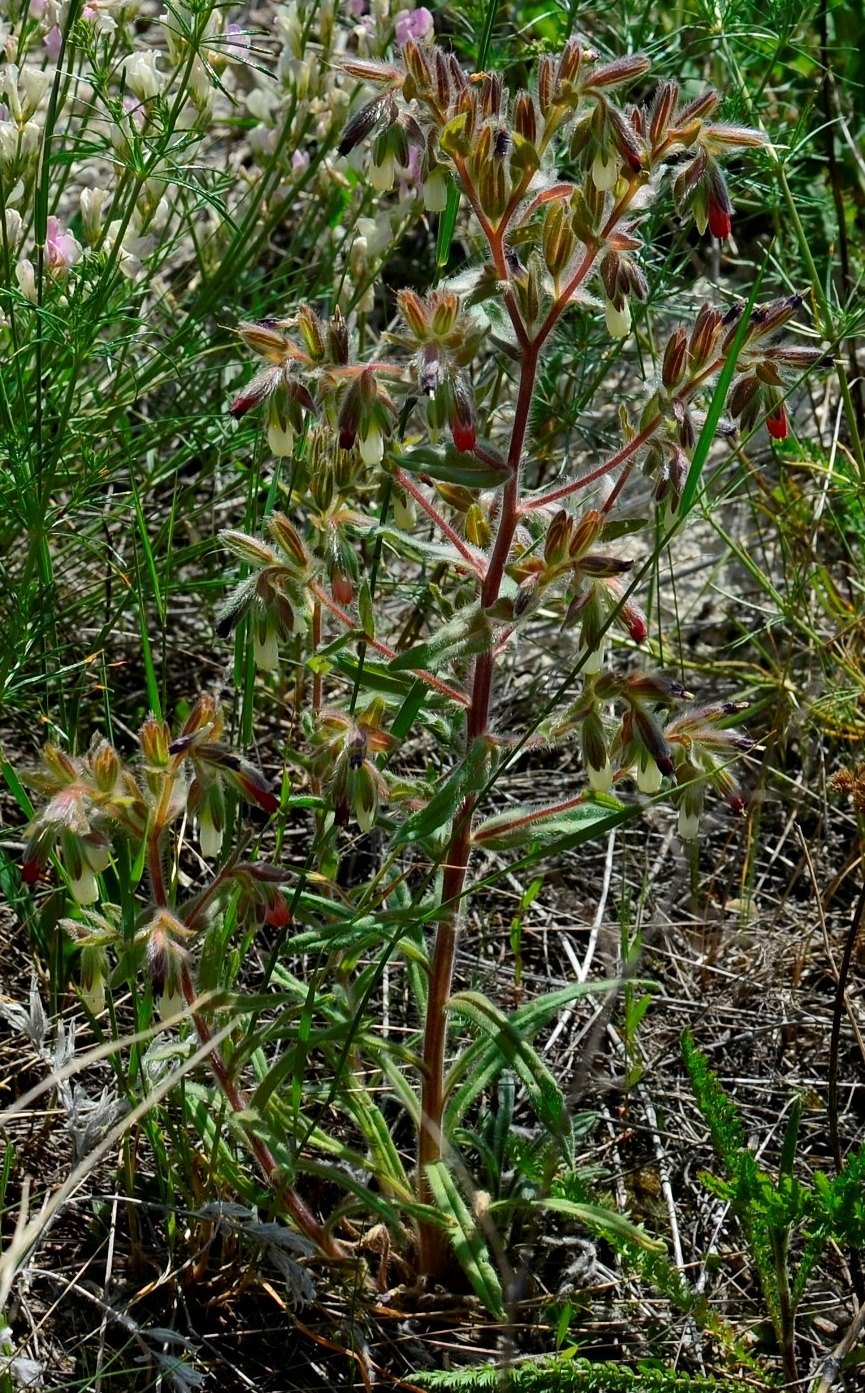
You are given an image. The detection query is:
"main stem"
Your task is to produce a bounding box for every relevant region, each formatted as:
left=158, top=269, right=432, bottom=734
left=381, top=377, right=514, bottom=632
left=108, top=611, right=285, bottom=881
left=417, top=346, right=539, bottom=1277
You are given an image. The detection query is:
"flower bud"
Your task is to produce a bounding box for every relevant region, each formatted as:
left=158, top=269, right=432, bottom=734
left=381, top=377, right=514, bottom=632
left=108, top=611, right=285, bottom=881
left=544, top=509, right=575, bottom=567
left=537, top=54, right=555, bottom=116
left=662, top=327, right=688, bottom=389
left=513, top=90, right=537, bottom=144
left=297, top=304, right=325, bottom=361
left=399, top=288, right=429, bottom=338
left=431, top=291, right=460, bottom=337
left=766, top=405, right=788, bottom=440
left=707, top=168, right=732, bottom=240
left=465, top=503, right=491, bottom=549
left=569, top=508, right=604, bottom=559
left=542, top=201, right=576, bottom=278
left=450, top=374, right=477, bottom=453
left=328, top=308, right=350, bottom=365
left=650, top=79, right=680, bottom=145
left=140, top=716, right=171, bottom=766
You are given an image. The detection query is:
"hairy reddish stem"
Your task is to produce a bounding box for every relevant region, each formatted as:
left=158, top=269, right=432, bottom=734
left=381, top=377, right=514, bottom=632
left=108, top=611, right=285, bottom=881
left=416, top=173, right=647, bottom=1277
left=310, top=580, right=470, bottom=708
left=394, top=468, right=487, bottom=576
left=417, top=344, right=539, bottom=1277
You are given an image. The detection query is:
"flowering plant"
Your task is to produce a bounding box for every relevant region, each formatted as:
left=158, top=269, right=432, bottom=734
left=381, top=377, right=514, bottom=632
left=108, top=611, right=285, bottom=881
left=15, top=15, right=818, bottom=1313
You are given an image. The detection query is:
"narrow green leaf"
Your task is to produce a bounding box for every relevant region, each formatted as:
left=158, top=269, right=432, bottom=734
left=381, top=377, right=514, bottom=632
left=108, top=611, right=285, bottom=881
left=679, top=261, right=766, bottom=514
left=473, top=795, right=632, bottom=852
left=536, top=1197, right=666, bottom=1252
left=395, top=444, right=508, bottom=489
left=393, top=738, right=490, bottom=847
left=390, top=678, right=429, bottom=742
left=390, top=605, right=492, bottom=673
left=425, top=1161, right=505, bottom=1318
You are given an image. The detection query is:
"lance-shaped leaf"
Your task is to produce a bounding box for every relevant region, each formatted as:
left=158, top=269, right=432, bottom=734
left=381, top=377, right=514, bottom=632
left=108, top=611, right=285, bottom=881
left=447, top=990, right=569, bottom=1141
left=394, top=444, right=508, bottom=489
left=425, top=1162, right=505, bottom=1320
left=535, top=1196, right=666, bottom=1252
left=445, top=979, right=621, bottom=1130
left=472, top=793, right=632, bottom=853
left=389, top=605, right=493, bottom=673
left=393, top=738, right=491, bottom=848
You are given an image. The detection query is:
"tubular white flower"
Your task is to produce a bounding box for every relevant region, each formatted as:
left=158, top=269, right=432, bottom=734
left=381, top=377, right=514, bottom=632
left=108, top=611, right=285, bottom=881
left=18, top=65, right=52, bottom=119
left=158, top=988, right=185, bottom=1022
left=359, top=424, right=385, bottom=465
left=3, top=209, right=22, bottom=250
left=605, top=298, right=631, bottom=339
left=80, top=186, right=110, bottom=243
left=422, top=168, right=448, bottom=212
left=253, top=626, right=280, bottom=671
left=392, top=492, right=416, bottom=530
left=587, top=758, right=614, bottom=793
left=678, top=806, right=701, bottom=841
left=124, top=51, right=164, bottom=102
left=636, top=759, right=663, bottom=795
left=198, top=810, right=223, bottom=859
left=579, top=643, right=605, bottom=675
left=80, top=977, right=106, bottom=1015
left=70, top=866, right=99, bottom=905
left=592, top=150, right=619, bottom=191
left=267, top=418, right=295, bottom=457
left=16, top=258, right=37, bottom=302
left=369, top=151, right=394, bottom=191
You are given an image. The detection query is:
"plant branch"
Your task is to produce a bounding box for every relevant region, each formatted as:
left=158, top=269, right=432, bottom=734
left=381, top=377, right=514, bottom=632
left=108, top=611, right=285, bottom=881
left=310, top=581, right=470, bottom=707
left=179, top=963, right=349, bottom=1262
left=394, top=468, right=488, bottom=576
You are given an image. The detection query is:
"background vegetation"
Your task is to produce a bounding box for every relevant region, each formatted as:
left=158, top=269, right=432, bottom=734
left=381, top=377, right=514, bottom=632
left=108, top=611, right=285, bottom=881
left=1, top=0, right=864, bottom=1388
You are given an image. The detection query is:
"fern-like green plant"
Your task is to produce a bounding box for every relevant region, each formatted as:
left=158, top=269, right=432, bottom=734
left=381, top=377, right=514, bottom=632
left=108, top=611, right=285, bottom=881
left=412, top=1352, right=769, bottom=1392
left=683, top=1032, right=865, bottom=1388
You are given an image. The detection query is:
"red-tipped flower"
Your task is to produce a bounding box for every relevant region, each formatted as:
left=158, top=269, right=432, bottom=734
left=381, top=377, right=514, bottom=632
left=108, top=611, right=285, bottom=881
left=452, top=421, right=477, bottom=453
left=450, top=374, right=477, bottom=454
left=708, top=197, right=731, bottom=240
left=766, top=406, right=788, bottom=440
left=707, top=174, right=732, bottom=240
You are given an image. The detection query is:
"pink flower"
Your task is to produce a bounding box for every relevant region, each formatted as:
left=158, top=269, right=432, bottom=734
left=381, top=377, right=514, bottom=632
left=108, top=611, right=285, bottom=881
left=223, top=22, right=250, bottom=61
left=29, top=0, right=46, bottom=14
left=46, top=216, right=81, bottom=272
left=292, top=148, right=310, bottom=172
left=43, top=24, right=62, bottom=58
left=345, top=0, right=367, bottom=15
left=395, top=7, right=434, bottom=44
